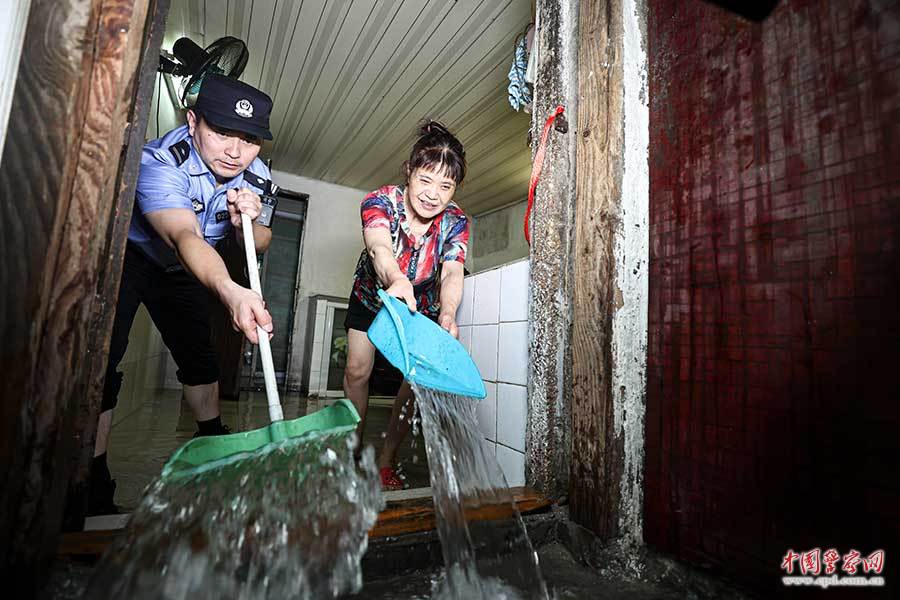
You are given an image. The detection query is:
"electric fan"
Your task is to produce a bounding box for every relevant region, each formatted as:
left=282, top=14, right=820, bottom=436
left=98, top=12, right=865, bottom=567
left=158, top=36, right=249, bottom=107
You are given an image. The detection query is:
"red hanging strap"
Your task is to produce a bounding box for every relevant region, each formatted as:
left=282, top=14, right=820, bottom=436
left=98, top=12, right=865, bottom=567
left=524, top=105, right=565, bottom=245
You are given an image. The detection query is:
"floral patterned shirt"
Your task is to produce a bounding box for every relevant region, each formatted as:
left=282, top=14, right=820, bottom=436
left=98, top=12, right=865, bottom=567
left=350, top=184, right=469, bottom=317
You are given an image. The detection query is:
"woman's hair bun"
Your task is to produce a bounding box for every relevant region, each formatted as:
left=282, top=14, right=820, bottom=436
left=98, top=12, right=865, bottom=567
left=404, top=119, right=467, bottom=185
left=421, top=120, right=450, bottom=137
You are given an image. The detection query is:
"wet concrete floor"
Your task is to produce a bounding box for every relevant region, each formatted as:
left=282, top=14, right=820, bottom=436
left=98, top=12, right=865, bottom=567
left=47, top=533, right=759, bottom=600
left=351, top=541, right=748, bottom=600
left=346, top=513, right=761, bottom=600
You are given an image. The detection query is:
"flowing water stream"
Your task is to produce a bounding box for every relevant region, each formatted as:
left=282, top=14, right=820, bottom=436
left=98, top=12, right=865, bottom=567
left=413, top=385, right=550, bottom=600
left=83, top=431, right=383, bottom=599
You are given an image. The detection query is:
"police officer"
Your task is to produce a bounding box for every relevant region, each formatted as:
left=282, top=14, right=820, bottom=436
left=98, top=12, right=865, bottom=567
left=90, top=74, right=279, bottom=514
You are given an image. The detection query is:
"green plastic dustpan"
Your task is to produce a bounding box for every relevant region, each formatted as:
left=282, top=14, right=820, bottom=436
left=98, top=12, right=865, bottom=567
left=368, top=289, right=486, bottom=399
left=160, top=214, right=361, bottom=481
left=161, top=399, right=360, bottom=479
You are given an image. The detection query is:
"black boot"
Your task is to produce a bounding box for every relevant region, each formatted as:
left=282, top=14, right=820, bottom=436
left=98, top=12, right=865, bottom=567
left=87, top=453, right=120, bottom=516
left=193, top=415, right=232, bottom=438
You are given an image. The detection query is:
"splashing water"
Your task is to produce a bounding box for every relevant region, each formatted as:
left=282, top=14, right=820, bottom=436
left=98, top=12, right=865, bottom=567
left=84, top=431, right=383, bottom=600
left=413, top=385, right=550, bottom=600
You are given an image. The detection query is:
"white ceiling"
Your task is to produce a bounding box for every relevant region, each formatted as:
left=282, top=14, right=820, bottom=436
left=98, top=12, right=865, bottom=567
left=157, top=0, right=534, bottom=215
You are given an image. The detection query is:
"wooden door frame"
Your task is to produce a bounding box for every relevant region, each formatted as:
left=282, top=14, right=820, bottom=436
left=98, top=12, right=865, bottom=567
left=66, top=0, right=172, bottom=533
left=0, top=0, right=168, bottom=591
left=527, top=0, right=649, bottom=545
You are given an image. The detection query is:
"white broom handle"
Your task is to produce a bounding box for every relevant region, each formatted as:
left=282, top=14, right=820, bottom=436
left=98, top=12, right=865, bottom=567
left=241, top=212, right=283, bottom=422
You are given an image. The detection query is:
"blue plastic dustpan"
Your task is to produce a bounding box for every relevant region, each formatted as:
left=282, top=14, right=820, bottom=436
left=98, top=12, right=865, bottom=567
left=368, top=289, right=486, bottom=399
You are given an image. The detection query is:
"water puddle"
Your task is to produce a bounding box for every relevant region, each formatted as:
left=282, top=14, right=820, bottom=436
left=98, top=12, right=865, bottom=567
left=84, top=431, right=383, bottom=599
left=414, top=385, right=550, bottom=600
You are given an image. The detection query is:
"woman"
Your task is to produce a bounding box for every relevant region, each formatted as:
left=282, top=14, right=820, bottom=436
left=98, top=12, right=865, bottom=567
left=343, top=121, right=469, bottom=490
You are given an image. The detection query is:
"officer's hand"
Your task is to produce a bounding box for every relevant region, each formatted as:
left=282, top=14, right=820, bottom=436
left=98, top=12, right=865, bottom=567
left=221, top=282, right=273, bottom=344
left=226, top=188, right=262, bottom=228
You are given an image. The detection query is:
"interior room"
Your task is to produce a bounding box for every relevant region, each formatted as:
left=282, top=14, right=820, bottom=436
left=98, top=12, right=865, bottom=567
left=112, top=0, right=536, bottom=500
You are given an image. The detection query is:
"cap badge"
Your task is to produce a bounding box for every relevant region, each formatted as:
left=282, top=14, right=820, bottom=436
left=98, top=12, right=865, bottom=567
left=234, top=99, right=254, bottom=118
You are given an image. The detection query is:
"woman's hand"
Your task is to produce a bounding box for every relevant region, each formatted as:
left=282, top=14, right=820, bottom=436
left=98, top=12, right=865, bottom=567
left=438, top=313, right=458, bottom=339
left=385, top=277, right=417, bottom=312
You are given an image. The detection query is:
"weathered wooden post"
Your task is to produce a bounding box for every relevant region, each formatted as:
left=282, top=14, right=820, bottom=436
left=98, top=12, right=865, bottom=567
left=569, top=0, right=649, bottom=543
left=526, top=0, right=580, bottom=501
left=528, top=0, right=648, bottom=544
left=0, top=0, right=154, bottom=593
left=66, top=0, right=170, bottom=532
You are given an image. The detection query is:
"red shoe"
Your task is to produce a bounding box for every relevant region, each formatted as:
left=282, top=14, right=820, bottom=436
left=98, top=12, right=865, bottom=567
left=379, top=466, right=404, bottom=491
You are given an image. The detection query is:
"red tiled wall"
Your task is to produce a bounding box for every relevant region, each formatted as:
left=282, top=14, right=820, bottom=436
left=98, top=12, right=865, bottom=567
left=646, top=0, right=900, bottom=592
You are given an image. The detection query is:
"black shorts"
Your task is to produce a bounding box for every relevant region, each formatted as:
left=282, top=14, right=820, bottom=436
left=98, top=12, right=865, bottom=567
left=101, top=244, right=219, bottom=411
left=343, top=293, right=439, bottom=332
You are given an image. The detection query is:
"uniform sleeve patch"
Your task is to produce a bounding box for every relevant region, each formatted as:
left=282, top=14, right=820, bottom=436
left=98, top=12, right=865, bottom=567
left=191, top=198, right=204, bottom=213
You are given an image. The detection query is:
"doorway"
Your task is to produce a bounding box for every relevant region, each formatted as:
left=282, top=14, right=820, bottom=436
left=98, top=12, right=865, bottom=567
left=243, top=193, right=308, bottom=391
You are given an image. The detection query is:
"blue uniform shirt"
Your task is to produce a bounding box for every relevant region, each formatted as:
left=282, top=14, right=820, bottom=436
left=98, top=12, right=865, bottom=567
left=129, top=124, right=273, bottom=268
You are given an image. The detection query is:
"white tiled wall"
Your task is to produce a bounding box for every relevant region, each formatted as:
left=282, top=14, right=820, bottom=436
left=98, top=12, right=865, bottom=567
left=456, top=259, right=530, bottom=488
left=470, top=325, right=499, bottom=381
left=476, top=382, right=498, bottom=441
left=496, top=444, right=526, bottom=488
left=472, top=268, right=501, bottom=325
left=497, top=383, right=526, bottom=452
left=498, top=322, right=528, bottom=386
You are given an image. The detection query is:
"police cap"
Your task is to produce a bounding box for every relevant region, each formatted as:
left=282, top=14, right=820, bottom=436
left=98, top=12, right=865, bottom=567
left=192, top=74, right=273, bottom=140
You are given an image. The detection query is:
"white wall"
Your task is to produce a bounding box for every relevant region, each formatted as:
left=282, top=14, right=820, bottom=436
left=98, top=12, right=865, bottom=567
left=0, top=0, right=32, bottom=162
left=470, top=201, right=529, bottom=274
left=456, top=258, right=530, bottom=487
left=270, top=171, right=368, bottom=389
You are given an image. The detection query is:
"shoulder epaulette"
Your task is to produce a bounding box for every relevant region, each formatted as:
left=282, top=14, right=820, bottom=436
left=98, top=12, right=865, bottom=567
left=243, top=168, right=274, bottom=195
left=168, top=139, right=191, bottom=166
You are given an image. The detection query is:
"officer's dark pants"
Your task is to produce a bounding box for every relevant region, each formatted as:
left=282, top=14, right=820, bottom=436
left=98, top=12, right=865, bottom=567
left=102, top=243, right=220, bottom=412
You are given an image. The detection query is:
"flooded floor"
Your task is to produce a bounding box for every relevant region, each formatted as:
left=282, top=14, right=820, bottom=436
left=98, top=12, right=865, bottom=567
left=107, top=386, right=430, bottom=511
left=353, top=543, right=739, bottom=600
left=49, top=371, right=758, bottom=598
left=47, top=379, right=760, bottom=599
left=48, top=534, right=758, bottom=600
left=348, top=514, right=760, bottom=600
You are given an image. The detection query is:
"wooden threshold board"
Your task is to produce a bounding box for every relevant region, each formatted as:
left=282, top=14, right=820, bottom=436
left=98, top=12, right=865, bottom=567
left=372, top=486, right=551, bottom=539
left=57, top=486, right=551, bottom=558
